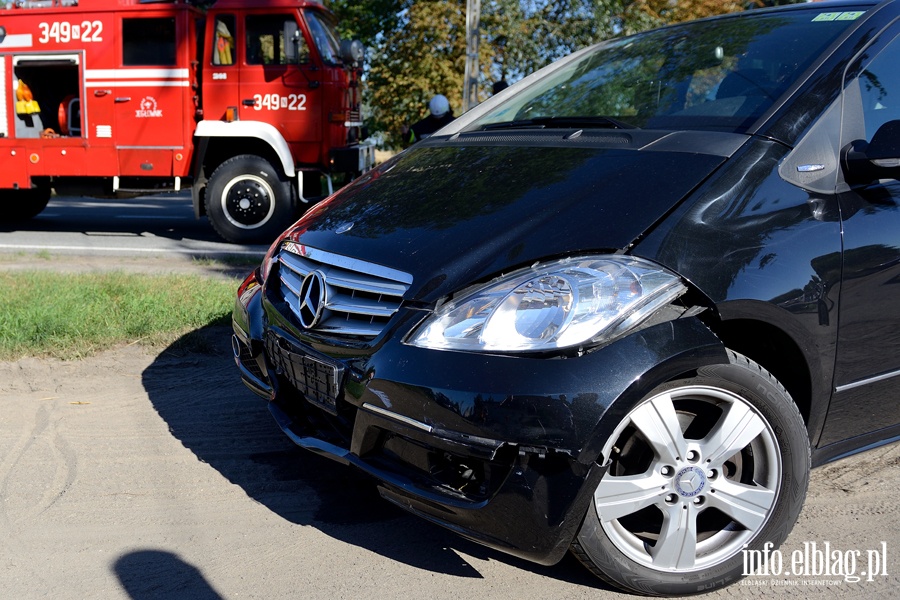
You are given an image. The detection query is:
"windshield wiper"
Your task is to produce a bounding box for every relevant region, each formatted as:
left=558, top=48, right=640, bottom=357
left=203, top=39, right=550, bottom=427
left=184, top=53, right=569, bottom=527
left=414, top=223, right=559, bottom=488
left=482, top=116, right=639, bottom=131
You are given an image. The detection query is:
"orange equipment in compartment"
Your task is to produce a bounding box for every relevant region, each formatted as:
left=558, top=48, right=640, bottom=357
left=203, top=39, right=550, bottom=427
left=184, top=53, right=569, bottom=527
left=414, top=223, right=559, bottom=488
left=57, top=95, right=81, bottom=136
left=15, top=80, right=41, bottom=115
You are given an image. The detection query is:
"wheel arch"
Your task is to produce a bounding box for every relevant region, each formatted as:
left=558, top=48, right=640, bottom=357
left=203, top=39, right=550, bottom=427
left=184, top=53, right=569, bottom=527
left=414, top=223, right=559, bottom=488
left=576, top=316, right=730, bottom=467
left=191, top=121, right=296, bottom=218
left=194, top=121, right=295, bottom=177
left=704, top=301, right=831, bottom=446
left=576, top=302, right=825, bottom=467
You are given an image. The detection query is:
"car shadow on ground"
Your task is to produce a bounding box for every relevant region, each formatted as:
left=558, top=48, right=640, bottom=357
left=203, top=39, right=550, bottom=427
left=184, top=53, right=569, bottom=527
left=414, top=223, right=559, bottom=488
left=141, top=324, right=605, bottom=589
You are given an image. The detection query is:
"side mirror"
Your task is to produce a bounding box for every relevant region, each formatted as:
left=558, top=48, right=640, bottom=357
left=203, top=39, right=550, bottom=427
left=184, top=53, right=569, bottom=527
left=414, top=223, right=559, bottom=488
left=284, top=21, right=301, bottom=63
left=842, top=119, right=900, bottom=184
left=340, top=39, right=365, bottom=68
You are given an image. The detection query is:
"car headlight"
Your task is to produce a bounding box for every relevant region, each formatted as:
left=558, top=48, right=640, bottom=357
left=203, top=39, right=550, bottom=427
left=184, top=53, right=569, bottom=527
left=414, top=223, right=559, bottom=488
left=408, top=256, right=687, bottom=352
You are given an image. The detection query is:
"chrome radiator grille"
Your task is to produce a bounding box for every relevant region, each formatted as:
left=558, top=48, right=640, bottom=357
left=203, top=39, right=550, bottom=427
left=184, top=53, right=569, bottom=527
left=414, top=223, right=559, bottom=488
left=276, top=242, right=413, bottom=338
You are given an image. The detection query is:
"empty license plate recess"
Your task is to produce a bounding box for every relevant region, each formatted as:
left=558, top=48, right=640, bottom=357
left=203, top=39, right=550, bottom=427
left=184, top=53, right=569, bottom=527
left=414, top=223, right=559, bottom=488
left=266, top=331, right=344, bottom=413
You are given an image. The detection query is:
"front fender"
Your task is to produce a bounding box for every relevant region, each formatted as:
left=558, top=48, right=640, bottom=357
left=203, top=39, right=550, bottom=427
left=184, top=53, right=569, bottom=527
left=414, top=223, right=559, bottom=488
left=194, top=120, right=295, bottom=177
left=574, top=316, right=728, bottom=467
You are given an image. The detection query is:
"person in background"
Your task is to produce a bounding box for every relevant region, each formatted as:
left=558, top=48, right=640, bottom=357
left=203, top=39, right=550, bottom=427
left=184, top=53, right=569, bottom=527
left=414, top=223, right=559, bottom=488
left=402, top=94, right=455, bottom=146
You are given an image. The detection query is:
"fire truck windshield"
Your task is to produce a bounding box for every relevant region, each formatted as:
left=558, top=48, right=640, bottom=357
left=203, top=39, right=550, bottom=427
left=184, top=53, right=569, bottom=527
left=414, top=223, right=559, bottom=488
left=305, top=10, right=341, bottom=66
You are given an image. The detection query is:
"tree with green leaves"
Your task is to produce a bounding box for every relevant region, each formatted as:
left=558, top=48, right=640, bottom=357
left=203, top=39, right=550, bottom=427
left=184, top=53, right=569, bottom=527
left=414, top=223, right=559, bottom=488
left=329, top=0, right=406, bottom=46
left=367, top=1, right=468, bottom=146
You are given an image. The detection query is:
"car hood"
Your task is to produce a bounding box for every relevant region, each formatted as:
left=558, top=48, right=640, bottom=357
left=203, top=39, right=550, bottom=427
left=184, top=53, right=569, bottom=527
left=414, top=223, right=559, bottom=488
left=286, top=131, right=747, bottom=302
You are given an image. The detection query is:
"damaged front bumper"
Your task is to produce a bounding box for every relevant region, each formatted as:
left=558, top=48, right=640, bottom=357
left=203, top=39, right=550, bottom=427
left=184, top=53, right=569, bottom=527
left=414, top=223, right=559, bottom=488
left=231, top=269, right=726, bottom=565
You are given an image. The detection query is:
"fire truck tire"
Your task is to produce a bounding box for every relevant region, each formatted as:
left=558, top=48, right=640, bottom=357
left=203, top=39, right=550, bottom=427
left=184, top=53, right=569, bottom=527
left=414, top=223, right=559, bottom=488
left=206, top=155, right=295, bottom=244
left=0, top=186, right=52, bottom=223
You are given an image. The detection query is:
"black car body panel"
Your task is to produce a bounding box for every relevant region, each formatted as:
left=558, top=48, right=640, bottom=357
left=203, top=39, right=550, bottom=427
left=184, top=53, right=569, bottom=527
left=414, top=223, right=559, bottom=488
left=635, top=138, right=844, bottom=447
left=232, top=0, right=900, bottom=593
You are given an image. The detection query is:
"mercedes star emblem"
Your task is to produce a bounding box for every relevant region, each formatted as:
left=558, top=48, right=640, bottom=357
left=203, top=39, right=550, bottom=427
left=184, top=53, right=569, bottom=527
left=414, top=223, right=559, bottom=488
left=297, top=271, right=326, bottom=329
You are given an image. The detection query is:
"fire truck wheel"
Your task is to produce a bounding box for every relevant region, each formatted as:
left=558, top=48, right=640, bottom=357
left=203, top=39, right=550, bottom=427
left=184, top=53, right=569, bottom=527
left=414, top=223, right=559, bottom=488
left=206, top=155, right=295, bottom=244
left=0, top=186, right=52, bottom=223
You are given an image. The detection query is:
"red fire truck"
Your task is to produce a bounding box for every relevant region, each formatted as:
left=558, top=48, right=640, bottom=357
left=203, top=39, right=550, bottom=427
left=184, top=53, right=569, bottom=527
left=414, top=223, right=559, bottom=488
left=0, top=0, right=374, bottom=243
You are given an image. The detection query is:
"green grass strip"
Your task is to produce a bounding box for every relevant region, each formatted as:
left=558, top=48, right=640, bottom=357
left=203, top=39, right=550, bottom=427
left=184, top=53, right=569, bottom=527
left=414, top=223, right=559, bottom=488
left=0, top=271, right=239, bottom=360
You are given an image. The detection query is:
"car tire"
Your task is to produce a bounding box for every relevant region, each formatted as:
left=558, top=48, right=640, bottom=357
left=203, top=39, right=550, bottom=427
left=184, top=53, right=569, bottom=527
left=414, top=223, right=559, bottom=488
left=572, top=349, right=810, bottom=596
left=0, top=186, right=51, bottom=222
left=206, top=154, right=295, bottom=244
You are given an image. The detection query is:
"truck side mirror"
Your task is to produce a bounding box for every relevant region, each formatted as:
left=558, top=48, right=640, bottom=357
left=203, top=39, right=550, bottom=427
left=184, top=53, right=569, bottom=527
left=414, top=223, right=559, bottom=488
left=340, top=39, right=365, bottom=68
left=842, top=120, right=900, bottom=184
left=284, top=21, right=301, bottom=63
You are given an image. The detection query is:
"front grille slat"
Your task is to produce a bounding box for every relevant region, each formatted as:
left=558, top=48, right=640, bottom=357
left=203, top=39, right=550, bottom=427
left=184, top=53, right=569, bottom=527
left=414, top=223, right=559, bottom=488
left=280, top=269, right=305, bottom=296
left=279, top=251, right=314, bottom=276
left=326, top=292, right=401, bottom=318
left=316, top=319, right=385, bottom=337
left=325, top=273, right=408, bottom=296
left=276, top=244, right=412, bottom=339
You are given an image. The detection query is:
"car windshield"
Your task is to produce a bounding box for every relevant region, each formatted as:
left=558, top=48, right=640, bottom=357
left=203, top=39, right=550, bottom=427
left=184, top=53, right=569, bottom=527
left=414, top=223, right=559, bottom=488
left=305, top=9, right=342, bottom=66
left=468, top=7, right=867, bottom=133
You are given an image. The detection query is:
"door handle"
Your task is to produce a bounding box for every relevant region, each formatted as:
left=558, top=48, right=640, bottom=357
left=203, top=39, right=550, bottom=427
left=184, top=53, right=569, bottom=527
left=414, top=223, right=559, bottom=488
left=93, top=89, right=112, bottom=97
left=115, top=97, right=131, bottom=103
left=242, top=99, right=257, bottom=107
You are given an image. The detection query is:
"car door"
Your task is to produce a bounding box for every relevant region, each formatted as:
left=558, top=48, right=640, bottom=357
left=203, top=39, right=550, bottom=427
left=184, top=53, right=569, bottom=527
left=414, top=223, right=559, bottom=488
left=202, top=13, right=240, bottom=121
left=820, top=28, right=900, bottom=446
left=239, top=12, right=322, bottom=150
left=114, top=13, right=187, bottom=176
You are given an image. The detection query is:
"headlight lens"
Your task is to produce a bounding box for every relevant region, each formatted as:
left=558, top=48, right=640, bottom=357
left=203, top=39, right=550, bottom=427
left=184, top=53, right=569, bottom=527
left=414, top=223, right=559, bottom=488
left=408, top=256, right=686, bottom=352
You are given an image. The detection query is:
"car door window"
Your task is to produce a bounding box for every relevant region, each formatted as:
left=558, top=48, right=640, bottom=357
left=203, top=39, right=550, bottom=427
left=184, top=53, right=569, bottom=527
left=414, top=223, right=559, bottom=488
left=213, top=15, right=236, bottom=66
left=123, top=17, right=176, bottom=66
left=850, top=33, right=900, bottom=140
left=245, top=14, right=309, bottom=65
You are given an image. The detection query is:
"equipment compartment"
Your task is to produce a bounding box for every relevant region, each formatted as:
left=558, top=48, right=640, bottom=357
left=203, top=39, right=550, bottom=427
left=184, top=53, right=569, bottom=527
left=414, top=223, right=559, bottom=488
left=12, top=54, right=82, bottom=138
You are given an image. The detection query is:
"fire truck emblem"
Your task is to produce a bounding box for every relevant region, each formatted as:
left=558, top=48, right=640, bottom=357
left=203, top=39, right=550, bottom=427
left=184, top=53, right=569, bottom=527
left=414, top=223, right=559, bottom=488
left=135, top=97, right=163, bottom=118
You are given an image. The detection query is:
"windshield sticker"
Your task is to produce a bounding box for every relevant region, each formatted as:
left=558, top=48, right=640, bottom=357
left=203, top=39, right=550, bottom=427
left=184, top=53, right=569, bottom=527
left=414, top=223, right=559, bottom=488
left=813, top=11, right=864, bottom=22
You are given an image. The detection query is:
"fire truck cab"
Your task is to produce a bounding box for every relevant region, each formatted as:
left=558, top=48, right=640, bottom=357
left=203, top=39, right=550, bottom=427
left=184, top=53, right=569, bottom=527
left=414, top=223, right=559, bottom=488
left=0, top=0, right=374, bottom=243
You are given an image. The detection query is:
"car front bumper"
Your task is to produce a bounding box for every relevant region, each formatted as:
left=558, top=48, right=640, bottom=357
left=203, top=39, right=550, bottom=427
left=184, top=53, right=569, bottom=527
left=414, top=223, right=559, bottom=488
left=231, top=268, right=726, bottom=564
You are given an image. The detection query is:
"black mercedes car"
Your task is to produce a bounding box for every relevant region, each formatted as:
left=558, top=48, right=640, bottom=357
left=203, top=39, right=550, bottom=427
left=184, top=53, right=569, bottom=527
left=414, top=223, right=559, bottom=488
left=232, top=0, right=900, bottom=594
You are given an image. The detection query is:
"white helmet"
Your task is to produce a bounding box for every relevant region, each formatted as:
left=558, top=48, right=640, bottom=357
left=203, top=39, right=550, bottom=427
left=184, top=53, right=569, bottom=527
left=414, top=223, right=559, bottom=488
left=429, top=94, right=450, bottom=117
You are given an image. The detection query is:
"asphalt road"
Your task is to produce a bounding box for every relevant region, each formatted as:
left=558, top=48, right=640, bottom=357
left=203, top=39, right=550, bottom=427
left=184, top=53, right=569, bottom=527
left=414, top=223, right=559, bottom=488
left=0, top=193, right=269, bottom=259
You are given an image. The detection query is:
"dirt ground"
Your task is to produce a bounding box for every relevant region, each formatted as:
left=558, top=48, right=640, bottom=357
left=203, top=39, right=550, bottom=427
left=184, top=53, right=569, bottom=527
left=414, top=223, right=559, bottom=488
left=0, top=255, right=898, bottom=599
